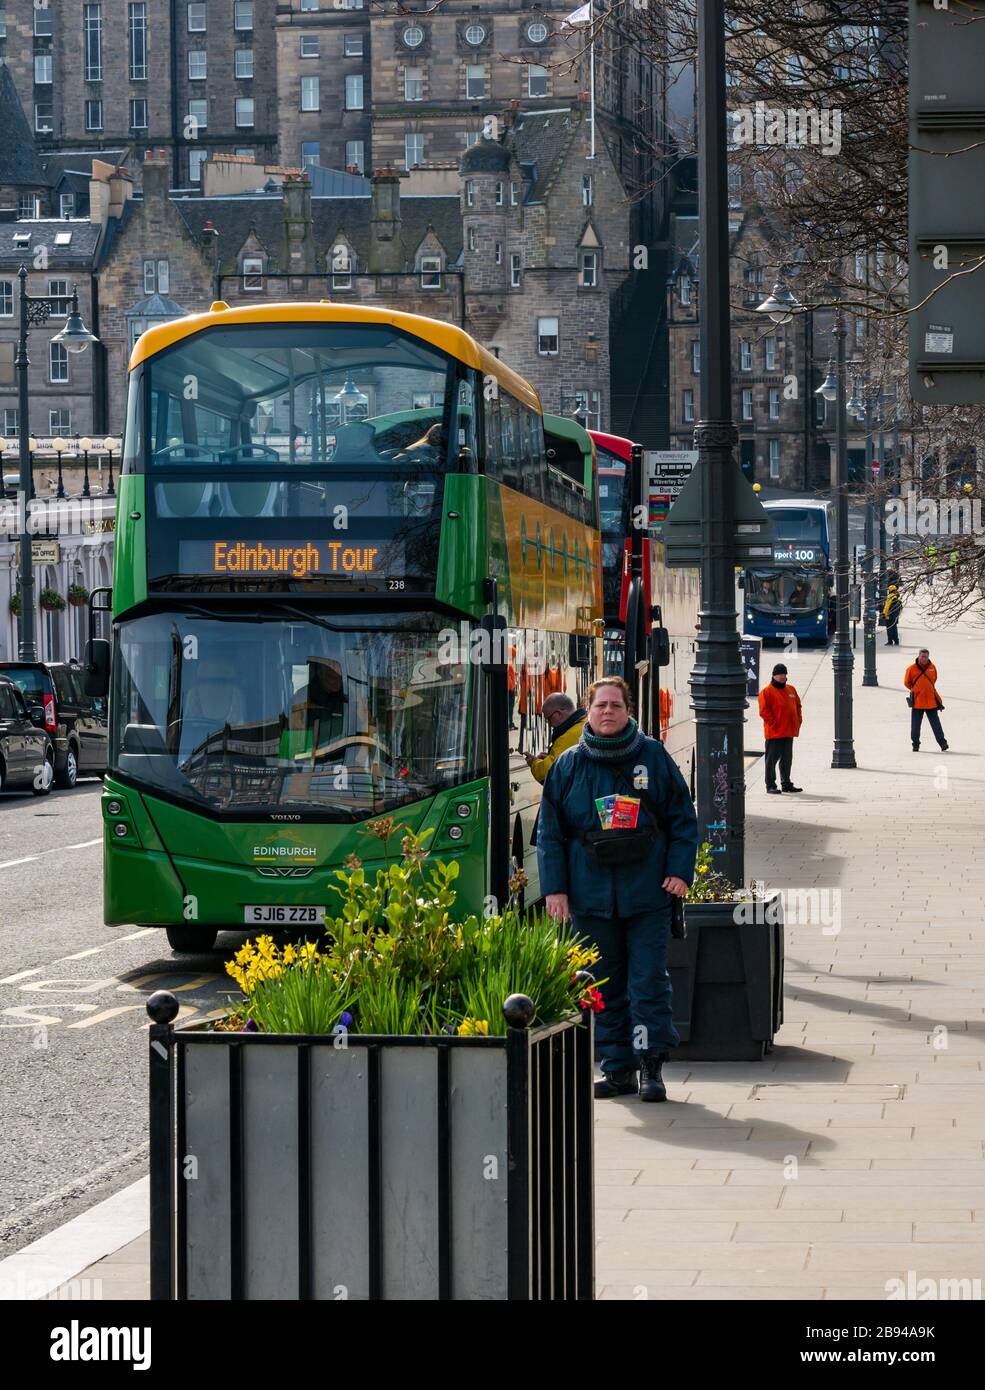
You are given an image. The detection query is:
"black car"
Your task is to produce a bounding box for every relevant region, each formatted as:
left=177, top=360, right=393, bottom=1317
left=0, top=674, right=55, bottom=795
left=0, top=661, right=107, bottom=788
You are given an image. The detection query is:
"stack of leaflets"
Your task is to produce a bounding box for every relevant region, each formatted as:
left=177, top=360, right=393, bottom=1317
left=594, top=795, right=642, bottom=830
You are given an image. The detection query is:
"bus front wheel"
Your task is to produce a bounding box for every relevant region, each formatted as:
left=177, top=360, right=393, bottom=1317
left=163, top=924, right=218, bottom=954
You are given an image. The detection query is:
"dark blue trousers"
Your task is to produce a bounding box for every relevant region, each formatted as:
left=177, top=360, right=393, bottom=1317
left=911, top=707, right=947, bottom=749
left=572, top=908, right=679, bottom=1073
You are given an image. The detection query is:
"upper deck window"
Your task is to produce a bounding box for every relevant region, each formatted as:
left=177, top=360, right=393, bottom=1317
left=141, top=323, right=460, bottom=471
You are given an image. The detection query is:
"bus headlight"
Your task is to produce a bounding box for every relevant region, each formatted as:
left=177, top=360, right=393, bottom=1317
left=447, top=825, right=464, bottom=841
left=106, top=799, right=123, bottom=816
left=113, top=822, right=129, bottom=838
left=816, top=612, right=824, bottom=622
left=455, top=803, right=472, bottom=818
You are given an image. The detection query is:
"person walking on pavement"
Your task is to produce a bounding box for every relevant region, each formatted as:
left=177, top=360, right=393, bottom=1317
left=883, top=584, right=902, bottom=645
left=525, top=693, right=586, bottom=784
left=536, top=677, right=698, bottom=1103
left=758, top=663, right=804, bottom=794
left=905, top=648, right=948, bottom=752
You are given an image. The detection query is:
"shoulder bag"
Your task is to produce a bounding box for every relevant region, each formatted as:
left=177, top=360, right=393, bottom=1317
left=906, top=666, right=944, bottom=711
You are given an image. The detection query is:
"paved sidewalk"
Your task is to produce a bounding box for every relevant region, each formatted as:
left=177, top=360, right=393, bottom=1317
left=597, top=601, right=985, bottom=1299
left=24, top=597, right=985, bottom=1301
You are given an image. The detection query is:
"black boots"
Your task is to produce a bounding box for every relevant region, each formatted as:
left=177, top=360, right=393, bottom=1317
left=638, top=1051, right=668, bottom=1103
left=594, top=1069, right=638, bottom=1100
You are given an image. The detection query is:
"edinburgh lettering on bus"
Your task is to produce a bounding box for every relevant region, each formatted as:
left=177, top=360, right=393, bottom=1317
left=212, top=541, right=381, bottom=578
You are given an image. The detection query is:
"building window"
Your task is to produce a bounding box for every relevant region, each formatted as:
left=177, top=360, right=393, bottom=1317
left=0, top=282, right=12, bottom=317
left=466, top=65, right=486, bottom=98
left=187, top=3, right=206, bottom=32
left=769, top=439, right=781, bottom=479
left=234, top=1, right=253, bottom=30
left=815, top=394, right=826, bottom=425
left=16, top=197, right=38, bottom=219
left=300, top=0, right=319, bottom=8
left=344, top=34, right=363, bottom=56
left=468, top=227, right=477, bottom=252
left=510, top=253, right=521, bottom=288
left=189, top=148, right=207, bottom=182
left=235, top=48, right=253, bottom=78
left=35, top=102, right=54, bottom=134
left=83, top=2, right=102, bottom=79
left=128, top=3, right=147, bottom=80
left=49, top=409, right=71, bottom=434
left=48, top=279, right=69, bottom=317
left=345, top=75, right=364, bottom=109
left=528, top=22, right=548, bottom=43
left=403, top=25, right=424, bottom=48
left=582, top=174, right=593, bottom=206
left=34, top=5, right=52, bottom=36
left=691, top=341, right=700, bottom=374
left=494, top=241, right=502, bottom=265
left=59, top=194, right=76, bottom=218
left=465, top=180, right=475, bottom=207
left=49, top=342, right=69, bottom=384
left=129, top=98, right=148, bottom=129
left=419, top=256, right=442, bottom=289
left=331, top=246, right=352, bottom=289
left=741, top=387, right=754, bottom=421
left=537, top=317, right=559, bottom=356
left=404, top=67, right=424, bottom=101
left=680, top=275, right=692, bottom=305
left=405, top=133, right=425, bottom=168
left=301, top=76, right=320, bottom=110
left=764, top=335, right=778, bottom=370
left=527, top=64, right=548, bottom=98
left=301, top=142, right=320, bottom=170
left=464, top=23, right=485, bottom=45
left=739, top=340, right=752, bottom=371
left=510, top=181, right=518, bottom=205
left=768, top=387, right=780, bottom=420
left=345, top=140, right=364, bottom=173
left=495, top=181, right=503, bottom=206
left=242, top=257, right=264, bottom=291
left=143, top=260, right=170, bottom=294
left=35, top=54, right=53, bottom=84
left=3, top=409, right=19, bottom=437
left=85, top=99, right=103, bottom=131
left=188, top=98, right=208, bottom=131
left=188, top=50, right=207, bottom=80
left=462, top=130, right=481, bottom=148
left=681, top=389, right=695, bottom=423
left=235, top=147, right=255, bottom=158
left=579, top=250, right=598, bottom=288
left=300, top=36, right=319, bottom=58
left=235, top=98, right=254, bottom=127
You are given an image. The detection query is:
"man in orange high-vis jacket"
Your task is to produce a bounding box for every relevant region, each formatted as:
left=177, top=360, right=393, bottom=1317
left=904, top=649, right=948, bottom=752
left=758, top=662, right=804, bottom=794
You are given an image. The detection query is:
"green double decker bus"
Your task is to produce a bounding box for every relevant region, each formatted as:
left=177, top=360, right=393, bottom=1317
left=88, top=302, right=603, bottom=951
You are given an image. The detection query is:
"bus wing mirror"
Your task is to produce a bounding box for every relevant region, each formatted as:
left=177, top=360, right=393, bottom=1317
left=568, top=633, right=593, bottom=668
left=737, top=572, right=745, bottom=590
left=84, top=638, right=110, bottom=698
left=652, top=627, right=671, bottom=668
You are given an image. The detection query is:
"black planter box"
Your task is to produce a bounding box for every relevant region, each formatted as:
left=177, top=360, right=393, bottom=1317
left=668, top=896, right=784, bottom=1061
left=147, top=994, right=595, bottom=1301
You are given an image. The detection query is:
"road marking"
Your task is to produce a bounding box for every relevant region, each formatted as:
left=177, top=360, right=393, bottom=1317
left=0, top=857, right=39, bottom=871
left=67, top=1004, right=147, bottom=1029
left=56, top=928, right=157, bottom=962
left=0, top=968, right=42, bottom=985
left=64, top=839, right=102, bottom=851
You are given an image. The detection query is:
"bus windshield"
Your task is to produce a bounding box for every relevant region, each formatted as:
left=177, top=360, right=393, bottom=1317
left=141, top=324, right=464, bottom=471
left=769, top=507, right=828, bottom=545
left=110, top=610, right=481, bottom=818
left=746, top=569, right=827, bottom=613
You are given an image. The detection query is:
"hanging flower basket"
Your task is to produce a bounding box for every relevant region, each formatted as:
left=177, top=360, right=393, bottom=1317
left=68, top=584, right=90, bottom=608
left=39, top=587, right=66, bottom=612
left=9, top=591, right=21, bottom=616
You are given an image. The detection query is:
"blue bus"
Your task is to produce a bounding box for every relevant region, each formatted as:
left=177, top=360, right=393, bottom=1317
left=742, top=499, right=833, bottom=644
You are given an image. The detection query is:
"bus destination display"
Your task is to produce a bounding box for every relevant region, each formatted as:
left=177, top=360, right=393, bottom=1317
left=772, top=543, right=819, bottom=564
left=178, top=539, right=395, bottom=580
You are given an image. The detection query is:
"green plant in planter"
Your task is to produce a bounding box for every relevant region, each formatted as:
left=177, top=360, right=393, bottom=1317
left=39, top=587, right=66, bottom=612
left=8, top=591, right=21, bottom=616
left=685, top=841, right=772, bottom=906
left=67, top=583, right=89, bottom=607
left=222, top=826, right=604, bottom=1035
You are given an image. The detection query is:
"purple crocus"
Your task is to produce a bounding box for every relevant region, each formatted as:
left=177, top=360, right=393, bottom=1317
left=339, top=1011, right=354, bottom=1029
left=242, top=1018, right=259, bottom=1033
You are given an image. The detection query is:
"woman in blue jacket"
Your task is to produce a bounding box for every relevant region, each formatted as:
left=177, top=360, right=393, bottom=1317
left=537, top=677, right=698, bottom=1102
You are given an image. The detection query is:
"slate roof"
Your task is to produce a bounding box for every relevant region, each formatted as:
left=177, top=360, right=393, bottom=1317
left=0, top=66, right=51, bottom=188
left=172, top=193, right=464, bottom=272
left=42, top=151, right=128, bottom=185
left=508, top=107, right=582, bottom=203
left=0, top=219, right=102, bottom=270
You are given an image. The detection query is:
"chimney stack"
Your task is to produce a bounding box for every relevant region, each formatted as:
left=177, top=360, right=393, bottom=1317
left=369, top=166, right=403, bottom=274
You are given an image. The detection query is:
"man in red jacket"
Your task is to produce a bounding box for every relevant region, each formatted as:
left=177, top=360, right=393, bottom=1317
left=758, top=662, right=804, bottom=794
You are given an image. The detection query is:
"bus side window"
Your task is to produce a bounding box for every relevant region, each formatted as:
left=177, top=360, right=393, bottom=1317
left=484, top=390, right=501, bottom=479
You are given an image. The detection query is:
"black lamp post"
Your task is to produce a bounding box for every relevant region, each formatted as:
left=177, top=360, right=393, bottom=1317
left=855, top=384, right=879, bottom=688
left=816, top=313, right=856, bottom=768
left=79, top=437, right=93, bottom=499
left=690, top=0, right=749, bottom=885
left=15, top=269, right=97, bottom=660
left=104, top=438, right=119, bottom=497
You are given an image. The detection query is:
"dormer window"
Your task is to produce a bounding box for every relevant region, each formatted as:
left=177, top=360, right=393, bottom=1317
left=464, top=23, right=485, bottom=45
left=242, top=257, right=264, bottom=291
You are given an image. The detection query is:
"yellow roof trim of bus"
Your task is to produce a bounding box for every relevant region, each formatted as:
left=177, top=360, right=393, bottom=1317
left=127, top=301, right=543, bottom=414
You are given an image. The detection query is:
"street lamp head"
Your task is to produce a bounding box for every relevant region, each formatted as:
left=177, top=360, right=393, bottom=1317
left=52, top=437, right=67, bottom=453
left=102, top=437, right=119, bottom=452
left=0, top=438, right=7, bottom=454
left=27, top=437, right=38, bottom=452
left=816, top=360, right=838, bottom=402
left=79, top=437, right=93, bottom=453
left=756, top=282, right=800, bottom=324
left=51, top=287, right=98, bottom=355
